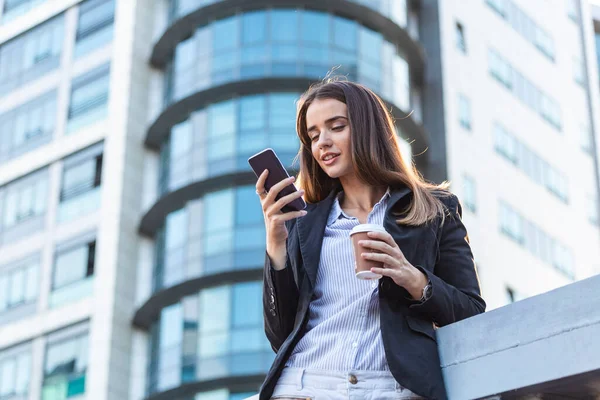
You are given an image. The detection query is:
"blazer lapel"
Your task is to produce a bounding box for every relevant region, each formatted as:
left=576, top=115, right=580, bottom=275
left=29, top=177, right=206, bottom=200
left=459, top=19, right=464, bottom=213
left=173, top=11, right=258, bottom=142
left=296, top=188, right=339, bottom=288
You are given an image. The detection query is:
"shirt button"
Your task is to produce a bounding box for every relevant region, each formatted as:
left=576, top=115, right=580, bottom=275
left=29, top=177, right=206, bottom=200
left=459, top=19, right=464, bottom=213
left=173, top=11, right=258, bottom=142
left=352, top=342, right=358, bottom=348
left=371, top=282, right=377, bottom=289
left=348, top=374, right=358, bottom=384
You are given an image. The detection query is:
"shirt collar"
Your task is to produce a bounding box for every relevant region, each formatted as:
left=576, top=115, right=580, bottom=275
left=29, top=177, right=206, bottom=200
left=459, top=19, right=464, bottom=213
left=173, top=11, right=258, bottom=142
left=326, top=187, right=391, bottom=227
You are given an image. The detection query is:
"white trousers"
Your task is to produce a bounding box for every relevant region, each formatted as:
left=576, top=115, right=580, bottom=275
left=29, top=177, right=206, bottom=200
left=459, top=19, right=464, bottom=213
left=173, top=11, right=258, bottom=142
left=259, top=367, right=425, bottom=400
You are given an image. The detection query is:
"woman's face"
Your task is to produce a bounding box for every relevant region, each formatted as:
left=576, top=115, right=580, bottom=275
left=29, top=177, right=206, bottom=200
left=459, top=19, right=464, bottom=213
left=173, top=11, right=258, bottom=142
left=306, top=98, right=353, bottom=180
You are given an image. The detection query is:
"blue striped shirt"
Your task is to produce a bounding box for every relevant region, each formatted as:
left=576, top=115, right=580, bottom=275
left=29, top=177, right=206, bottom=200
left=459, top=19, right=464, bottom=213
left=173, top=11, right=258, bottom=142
left=286, top=190, right=390, bottom=371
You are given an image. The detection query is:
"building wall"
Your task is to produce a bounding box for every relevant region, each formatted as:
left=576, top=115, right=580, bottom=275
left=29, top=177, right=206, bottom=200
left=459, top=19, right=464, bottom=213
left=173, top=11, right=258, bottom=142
left=0, top=0, right=121, bottom=399
left=437, top=0, right=600, bottom=310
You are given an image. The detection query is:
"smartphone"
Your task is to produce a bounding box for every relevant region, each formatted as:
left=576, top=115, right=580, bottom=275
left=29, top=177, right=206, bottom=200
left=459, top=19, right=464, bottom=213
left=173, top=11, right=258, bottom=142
left=248, top=148, right=306, bottom=213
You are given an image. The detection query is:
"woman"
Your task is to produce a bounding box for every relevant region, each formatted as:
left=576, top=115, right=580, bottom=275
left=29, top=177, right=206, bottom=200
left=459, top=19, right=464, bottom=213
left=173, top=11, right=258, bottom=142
left=254, top=81, right=485, bottom=399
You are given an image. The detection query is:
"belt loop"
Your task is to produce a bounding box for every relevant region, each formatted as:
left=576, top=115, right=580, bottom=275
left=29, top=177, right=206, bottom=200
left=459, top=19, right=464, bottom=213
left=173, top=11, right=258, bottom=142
left=296, top=368, right=305, bottom=390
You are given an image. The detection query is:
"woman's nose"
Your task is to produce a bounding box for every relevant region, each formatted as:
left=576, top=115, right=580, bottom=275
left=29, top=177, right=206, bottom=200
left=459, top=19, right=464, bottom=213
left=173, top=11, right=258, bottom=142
left=317, top=132, right=332, bottom=148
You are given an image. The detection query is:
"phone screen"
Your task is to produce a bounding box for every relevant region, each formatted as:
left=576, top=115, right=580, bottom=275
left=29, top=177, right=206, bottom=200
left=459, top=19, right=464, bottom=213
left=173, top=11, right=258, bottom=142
left=248, top=148, right=306, bottom=212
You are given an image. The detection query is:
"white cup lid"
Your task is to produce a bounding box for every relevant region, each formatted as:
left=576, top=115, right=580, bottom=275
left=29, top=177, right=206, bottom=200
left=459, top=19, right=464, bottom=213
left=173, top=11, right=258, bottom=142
left=350, top=223, right=387, bottom=236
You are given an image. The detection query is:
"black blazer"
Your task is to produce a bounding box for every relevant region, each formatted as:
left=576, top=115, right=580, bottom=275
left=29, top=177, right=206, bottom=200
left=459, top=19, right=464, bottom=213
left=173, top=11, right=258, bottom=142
left=259, top=185, right=486, bottom=399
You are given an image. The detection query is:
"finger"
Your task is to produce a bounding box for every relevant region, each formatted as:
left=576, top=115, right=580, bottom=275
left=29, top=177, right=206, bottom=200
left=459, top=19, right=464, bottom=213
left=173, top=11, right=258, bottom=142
left=277, top=209, right=308, bottom=222
left=367, top=231, right=406, bottom=258
left=366, top=230, right=395, bottom=247
left=370, top=267, right=396, bottom=278
left=255, top=169, right=269, bottom=193
left=357, top=239, right=395, bottom=255
left=266, top=176, right=296, bottom=202
left=361, top=252, right=399, bottom=267
left=271, top=189, right=305, bottom=214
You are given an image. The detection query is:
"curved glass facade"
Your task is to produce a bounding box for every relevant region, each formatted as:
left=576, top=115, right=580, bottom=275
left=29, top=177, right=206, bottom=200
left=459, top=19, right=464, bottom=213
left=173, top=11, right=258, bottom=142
left=153, top=185, right=265, bottom=293
left=164, top=9, right=411, bottom=112
left=144, top=1, right=422, bottom=397
left=148, top=281, right=273, bottom=395
left=168, top=0, right=408, bottom=28
left=159, top=93, right=300, bottom=195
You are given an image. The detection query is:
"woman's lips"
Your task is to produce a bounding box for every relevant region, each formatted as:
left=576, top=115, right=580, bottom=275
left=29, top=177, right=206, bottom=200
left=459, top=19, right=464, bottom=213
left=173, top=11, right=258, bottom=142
left=323, top=154, right=340, bottom=166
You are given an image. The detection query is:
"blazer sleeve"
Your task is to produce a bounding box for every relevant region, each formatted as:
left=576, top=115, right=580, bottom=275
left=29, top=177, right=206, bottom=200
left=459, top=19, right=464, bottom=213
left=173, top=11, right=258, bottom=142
left=263, top=219, right=300, bottom=352
left=409, top=194, right=486, bottom=326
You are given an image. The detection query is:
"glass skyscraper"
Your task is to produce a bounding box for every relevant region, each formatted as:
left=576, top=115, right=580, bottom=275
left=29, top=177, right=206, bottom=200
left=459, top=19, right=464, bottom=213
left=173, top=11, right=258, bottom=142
left=0, top=1, right=598, bottom=399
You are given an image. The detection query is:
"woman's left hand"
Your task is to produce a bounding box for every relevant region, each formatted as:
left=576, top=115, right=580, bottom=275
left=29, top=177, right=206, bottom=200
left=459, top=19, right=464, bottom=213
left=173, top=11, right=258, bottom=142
left=359, top=231, right=429, bottom=300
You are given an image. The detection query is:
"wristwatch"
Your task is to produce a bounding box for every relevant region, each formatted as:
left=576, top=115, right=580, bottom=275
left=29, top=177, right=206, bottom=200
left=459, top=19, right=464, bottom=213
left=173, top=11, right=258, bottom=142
left=419, top=281, right=432, bottom=302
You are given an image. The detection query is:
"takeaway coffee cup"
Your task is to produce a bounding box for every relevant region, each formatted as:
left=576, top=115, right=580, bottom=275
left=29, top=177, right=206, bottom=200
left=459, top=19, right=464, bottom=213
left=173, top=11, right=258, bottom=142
left=349, top=224, right=388, bottom=280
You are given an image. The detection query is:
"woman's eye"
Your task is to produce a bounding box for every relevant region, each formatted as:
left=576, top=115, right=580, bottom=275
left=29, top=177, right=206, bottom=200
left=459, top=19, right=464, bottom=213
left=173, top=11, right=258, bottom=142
left=311, top=135, right=319, bottom=142
left=332, top=125, right=345, bottom=131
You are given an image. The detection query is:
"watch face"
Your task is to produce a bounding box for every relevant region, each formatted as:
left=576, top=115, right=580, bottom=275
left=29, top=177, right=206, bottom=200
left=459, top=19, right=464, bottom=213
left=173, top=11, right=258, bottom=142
left=423, top=283, right=432, bottom=300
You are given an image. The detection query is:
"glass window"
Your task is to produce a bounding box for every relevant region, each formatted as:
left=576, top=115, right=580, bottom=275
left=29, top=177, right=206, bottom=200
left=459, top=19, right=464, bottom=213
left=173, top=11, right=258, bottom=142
left=61, top=154, right=102, bottom=202
left=271, top=10, right=298, bottom=43
left=58, top=144, right=103, bottom=223
left=171, top=121, right=192, bottom=159
left=493, top=123, right=517, bottom=163
left=0, top=15, right=63, bottom=94
left=67, top=64, right=110, bottom=132
left=74, top=0, right=115, bottom=57
left=0, top=347, right=30, bottom=398
left=588, top=193, right=599, bottom=226
left=389, top=0, right=408, bottom=27
left=232, top=282, right=261, bottom=327
left=490, top=48, right=559, bottom=131
left=242, top=12, right=266, bottom=45
left=0, top=91, right=56, bottom=161
left=573, top=57, right=585, bottom=86
left=2, top=0, right=48, bottom=22
left=239, top=95, right=266, bottom=131
left=392, top=56, right=410, bottom=112
left=198, top=286, right=230, bottom=359
left=333, top=18, right=357, bottom=51
left=301, top=11, right=329, bottom=44
left=165, top=209, right=188, bottom=252
left=156, top=303, right=182, bottom=391
left=173, top=36, right=197, bottom=74
left=43, top=333, right=88, bottom=400
left=0, top=358, right=15, bottom=397
left=463, top=175, right=476, bottom=213
left=204, top=190, right=234, bottom=257
left=455, top=22, right=466, bottom=53
left=567, top=0, right=578, bottom=22
left=487, top=0, right=507, bottom=17
left=208, top=101, right=236, bottom=163
left=581, top=124, right=593, bottom=154
left=149, top=282, right=272, bottom=395
left=534, top=27, right=554, bottom=59
left=500, top=202, right=522, bottom=243
left=235, top=187, right=263, bottom=227
left=486, top=0, right=553, bottom=61
left=359, top=28, right=382, bottom=74
left=458, top=94, right=471, bottom=130
left=552, top=243, right=574, bottom=279
left=53, top=239, right=95, bottom=290
left=2, top=171, right=48, bottom=229
left=213, top=17, right=239, bottom=52
left=238, top=96, right=267, bottom=154
left=160, top=304, right=183, bottom=350
left=505, top=286, right=525, bottom=303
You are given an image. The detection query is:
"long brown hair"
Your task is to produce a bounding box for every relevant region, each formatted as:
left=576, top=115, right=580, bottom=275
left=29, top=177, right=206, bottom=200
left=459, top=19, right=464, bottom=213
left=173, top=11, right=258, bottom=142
left=295, top=80, right=450, bottom=226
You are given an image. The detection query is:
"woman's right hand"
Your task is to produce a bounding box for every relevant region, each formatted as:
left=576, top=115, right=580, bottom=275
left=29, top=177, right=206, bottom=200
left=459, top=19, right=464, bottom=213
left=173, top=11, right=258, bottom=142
left=256, top=170, right=307, bottom=269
